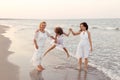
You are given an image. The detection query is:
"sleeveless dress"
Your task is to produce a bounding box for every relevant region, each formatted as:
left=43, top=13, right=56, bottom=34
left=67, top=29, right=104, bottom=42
left=55, top=34, right=65, bottom=48
left=32, top=30, right=50, bottom=67
left=75, top=31, right=90, bottom=59
left=51, top=34, right=65, bottom=50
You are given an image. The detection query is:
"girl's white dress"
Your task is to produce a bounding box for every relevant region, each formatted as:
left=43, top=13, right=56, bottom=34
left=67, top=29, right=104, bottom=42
left=75, top=31, right=90, bottom=59
left=50, top=34, right=65, bottom=50
left=55, top=35, right=65, bottom=48
left=32, top=30, right=50, bottom=67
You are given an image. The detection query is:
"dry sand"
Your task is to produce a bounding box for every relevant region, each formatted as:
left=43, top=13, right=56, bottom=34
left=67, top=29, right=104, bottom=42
left=0, top=25, right=19, bottom=80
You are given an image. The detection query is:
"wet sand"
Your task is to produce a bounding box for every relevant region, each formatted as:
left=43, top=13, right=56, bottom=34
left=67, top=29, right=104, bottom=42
left=0, top=25, right=19, bottom=80
left=29, top=54, right=111, bottom=80
left=30, top=67, right=111, bottom=80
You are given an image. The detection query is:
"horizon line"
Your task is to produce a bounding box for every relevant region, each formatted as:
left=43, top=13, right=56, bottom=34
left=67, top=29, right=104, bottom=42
left=0, top=18, right=120, bottom=20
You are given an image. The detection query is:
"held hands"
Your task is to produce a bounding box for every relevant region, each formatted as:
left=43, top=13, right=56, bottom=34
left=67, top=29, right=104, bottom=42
left=69, top=28, right=72, bottom=32
left=67, top=28, right=73, bottom=36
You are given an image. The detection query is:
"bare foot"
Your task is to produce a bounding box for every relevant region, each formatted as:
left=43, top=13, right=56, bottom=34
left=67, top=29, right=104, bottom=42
left=41, top=67, right=45, bottom=70
left=84, top=68, right=88, bottom=72
left=37, top=65, right=45, bottom=72
left=78, top=67, right=82, bottom=71
left=37, top=67, right=43, bottom=72
left=75, top=66, right=82, bottom=71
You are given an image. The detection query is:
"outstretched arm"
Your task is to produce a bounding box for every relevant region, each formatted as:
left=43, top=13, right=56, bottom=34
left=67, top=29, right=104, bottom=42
left=88, top=31, right=93, bottom=52
left=69, top=28, right=81, bottom=36
left=63, top=29, right=71, bottom=36
left=50, top=36, right=55, bottom=40
left=46, top=31, right=56, bottom=40
left=43, top=45, right=56, bottom=57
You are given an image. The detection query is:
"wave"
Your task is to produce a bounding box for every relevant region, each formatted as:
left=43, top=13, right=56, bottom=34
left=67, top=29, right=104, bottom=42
left=91, top=26, right=120, bottom=30
left=89, top=63, right=120, bottom=80
left=70, top=25, right=120, bottom=31
left=17, top=28, right=34, bottom=31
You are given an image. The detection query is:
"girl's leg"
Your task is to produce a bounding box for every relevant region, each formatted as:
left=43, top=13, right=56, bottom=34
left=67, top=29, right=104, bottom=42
left=84, top=58, right=88, bottom=71
left=37, top=65, right=44, bottom=72
left=63, top=47, right=70, bottom=58
left=79, top=58, right=82, bottom=70
left=44, top=45, right=56, bottom=56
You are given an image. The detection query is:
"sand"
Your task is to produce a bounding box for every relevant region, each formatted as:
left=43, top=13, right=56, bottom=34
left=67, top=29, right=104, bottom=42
left=0, top=25, right=19, bottom=80
left=29, top=54, right=111, bottom=80
left=30, top=67, right=110, bottom=80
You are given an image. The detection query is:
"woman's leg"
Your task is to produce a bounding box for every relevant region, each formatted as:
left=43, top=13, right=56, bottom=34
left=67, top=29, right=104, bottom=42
left=79, top=58, right=82, bottom=70
left=84, top=58, right=88, bottom=71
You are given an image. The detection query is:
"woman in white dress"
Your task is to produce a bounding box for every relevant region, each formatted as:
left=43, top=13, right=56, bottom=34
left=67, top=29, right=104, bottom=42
left=32, top=21, right=54, bottom=71
left=43, top=27, right=70, bottom=58
left=70, top=22, right=93, bottom=71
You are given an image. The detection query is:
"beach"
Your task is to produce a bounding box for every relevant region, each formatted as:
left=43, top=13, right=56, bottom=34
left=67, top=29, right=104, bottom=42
left=0, top=25, right=19, bottom=80
left=0, top=0, right=120, bottom=79
left=0, top=19, right=120, bottom=80
left=32, top=51, right=111, bottom=80
left=0, top=24, right=111, bottom=80
left=29, top=53, right=111, bottom=80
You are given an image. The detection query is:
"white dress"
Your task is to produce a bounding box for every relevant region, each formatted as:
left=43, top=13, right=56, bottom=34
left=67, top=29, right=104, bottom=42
left=75, top=31, right=90, bottom=59
left=51, top=34, right=65, bottom=50
left=32, top=30, right=50, bottom=67
left=55, top=35, right=65, bottom=48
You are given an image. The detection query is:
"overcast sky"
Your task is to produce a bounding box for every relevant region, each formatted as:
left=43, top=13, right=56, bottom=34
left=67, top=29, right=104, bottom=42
left=0, top=0, right=120, bottom=19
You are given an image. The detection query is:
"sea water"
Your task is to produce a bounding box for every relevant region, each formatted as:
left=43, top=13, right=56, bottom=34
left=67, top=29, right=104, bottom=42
left=0, top=19, right=120, bottom=80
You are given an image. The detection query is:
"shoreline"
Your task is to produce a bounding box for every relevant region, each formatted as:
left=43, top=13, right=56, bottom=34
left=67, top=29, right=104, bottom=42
left=30, top=53, right=112, bottom=80
left=0, top=25, right=19, bottom=80
left=0, top=24, right=112, bottom=80
left=41, top=41, right=112, bottom=80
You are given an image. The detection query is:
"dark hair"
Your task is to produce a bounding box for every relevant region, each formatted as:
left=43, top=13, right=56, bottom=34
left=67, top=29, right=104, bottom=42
left=80, top=22, right=88, bottom=30
left=54, top=27, right=64, bottom=35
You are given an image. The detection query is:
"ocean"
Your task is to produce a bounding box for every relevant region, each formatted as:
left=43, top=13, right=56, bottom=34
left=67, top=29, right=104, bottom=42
left=0, top=19, right=120, bottom=80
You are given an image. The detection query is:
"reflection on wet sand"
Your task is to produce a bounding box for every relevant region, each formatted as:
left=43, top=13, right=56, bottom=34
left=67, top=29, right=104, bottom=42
left=30, top=69, right=44, bottom=80
left=77, top=71, right=87, bottom=80
left=29, top=64, right=111, bottom=80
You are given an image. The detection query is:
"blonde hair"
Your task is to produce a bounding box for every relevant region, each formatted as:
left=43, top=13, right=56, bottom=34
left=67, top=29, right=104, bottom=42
left=39, top=21, right=46, bottom=28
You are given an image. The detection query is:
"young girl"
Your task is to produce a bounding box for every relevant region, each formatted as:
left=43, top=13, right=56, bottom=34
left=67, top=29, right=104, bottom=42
left=70, top=22, right=92, bottom=71
left=32, top=21, right=54, bottom=71
left=44, top=27, right=70, bottom=58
